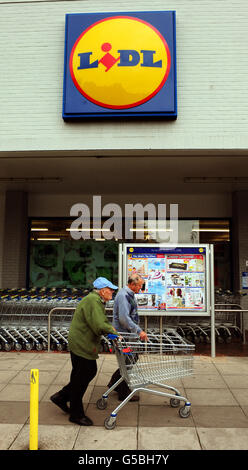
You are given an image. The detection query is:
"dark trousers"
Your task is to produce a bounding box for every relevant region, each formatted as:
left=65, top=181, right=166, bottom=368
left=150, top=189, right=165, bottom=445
left=108, top=368, right=131, bottom=399
left=58, top=351, right=97, bottom=419
left=109, top=354, right=139, bottom=399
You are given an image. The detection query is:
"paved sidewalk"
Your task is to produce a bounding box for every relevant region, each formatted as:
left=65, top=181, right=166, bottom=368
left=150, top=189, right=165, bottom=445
left=0, top=351, right=248, bottom=450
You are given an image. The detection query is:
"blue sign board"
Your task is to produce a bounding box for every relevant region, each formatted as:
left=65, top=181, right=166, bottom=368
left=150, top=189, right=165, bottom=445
left=63, top=11, right=177, bottom=119
left=128, top=247, right=206, bottom=256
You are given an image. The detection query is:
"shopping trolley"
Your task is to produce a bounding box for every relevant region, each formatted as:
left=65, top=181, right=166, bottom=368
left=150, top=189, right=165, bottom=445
left=97, top=330, right=195, bottom=430
left=0, top=288, right=82, bottom=351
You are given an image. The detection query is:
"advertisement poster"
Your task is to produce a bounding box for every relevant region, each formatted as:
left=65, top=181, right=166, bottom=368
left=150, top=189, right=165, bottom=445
left=29, top=240, right=118, bottom=288
left=242, top=272, right=248, bottom=290
left=127, top=247, right=206, bottom=312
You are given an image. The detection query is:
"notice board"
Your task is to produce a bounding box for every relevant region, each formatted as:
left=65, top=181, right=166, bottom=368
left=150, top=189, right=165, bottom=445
left=121, top=244, right=212, bottom=316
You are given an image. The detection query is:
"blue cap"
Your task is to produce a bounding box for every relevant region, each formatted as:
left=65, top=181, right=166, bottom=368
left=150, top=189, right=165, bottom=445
left=93, top=277, right=118, bottom=290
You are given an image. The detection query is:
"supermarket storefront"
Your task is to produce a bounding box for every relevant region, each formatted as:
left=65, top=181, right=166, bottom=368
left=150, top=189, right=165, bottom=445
left=27, top=216, right=231, bottom=292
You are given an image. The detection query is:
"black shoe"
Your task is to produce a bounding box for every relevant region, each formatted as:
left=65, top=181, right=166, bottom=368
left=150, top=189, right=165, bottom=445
left=50, top=392, right=70, bottom=413
left=107, top=380, right=115, bottom=388
left=69, top=416, right=93, bottom=426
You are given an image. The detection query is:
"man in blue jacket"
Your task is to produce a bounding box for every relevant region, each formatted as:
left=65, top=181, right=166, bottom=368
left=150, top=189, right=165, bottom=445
left=109, top=273, right=148, bottom=401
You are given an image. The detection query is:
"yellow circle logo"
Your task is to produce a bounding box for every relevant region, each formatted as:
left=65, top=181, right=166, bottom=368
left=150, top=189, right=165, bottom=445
left=70, top=16, right=171, bottom=109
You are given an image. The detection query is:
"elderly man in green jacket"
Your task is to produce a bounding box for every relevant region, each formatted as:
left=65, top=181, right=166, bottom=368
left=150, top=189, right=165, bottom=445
left=50, top=277, right=118, bottom=426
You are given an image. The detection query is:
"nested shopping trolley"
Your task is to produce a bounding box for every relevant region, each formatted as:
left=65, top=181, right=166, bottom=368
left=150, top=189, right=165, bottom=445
left=97, top=330, right=195, bottom=430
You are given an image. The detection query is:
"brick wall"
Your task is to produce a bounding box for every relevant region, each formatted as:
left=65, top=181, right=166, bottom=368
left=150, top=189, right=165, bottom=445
left=0, top=193, right=5, bottom=287
left=2, top=191, right=28, bottom=288
left=0, top=0, right=248, bottom=154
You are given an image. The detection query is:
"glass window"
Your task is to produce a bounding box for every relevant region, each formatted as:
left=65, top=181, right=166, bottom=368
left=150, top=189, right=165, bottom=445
left=28, top=218, right=231, bottom=290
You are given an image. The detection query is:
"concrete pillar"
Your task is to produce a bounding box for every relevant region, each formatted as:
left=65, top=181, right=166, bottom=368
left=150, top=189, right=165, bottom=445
left=0, top=192, right=6, bottom=288
left=2, top=191, right=28, bottom=288
left=232, top=191, right=248, bottom=338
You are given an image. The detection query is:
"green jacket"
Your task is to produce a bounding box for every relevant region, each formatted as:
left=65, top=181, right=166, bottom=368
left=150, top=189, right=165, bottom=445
left=68, top=290, right=117, bottom=360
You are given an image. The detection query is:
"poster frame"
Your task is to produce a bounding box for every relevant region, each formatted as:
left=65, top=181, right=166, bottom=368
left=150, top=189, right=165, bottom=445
left=119, top=242, right=216, bottom=357
left=120, top=243, right=212, bottom=317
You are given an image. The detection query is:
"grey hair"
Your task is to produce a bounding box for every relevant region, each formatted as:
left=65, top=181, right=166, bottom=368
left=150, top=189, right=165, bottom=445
left=127, top=273, right=143, bottom=285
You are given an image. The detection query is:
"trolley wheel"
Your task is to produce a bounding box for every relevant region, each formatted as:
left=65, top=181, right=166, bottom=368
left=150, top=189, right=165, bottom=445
left=35, top=343, right=43, bottom=351
left=96, top=398, right=108, bottom=410
left=4, top=343, right=12, bottom=351
left=56, top=343, right=63, bottom=351
left=104, top=417, right=116, bottom=430
left=179, top=406, right=191, bottom=418
left=170, top=397, right=181, bottom=408
left=25, top=343, right=32, bottom=351
left=14, top=343, right=22, bottom=351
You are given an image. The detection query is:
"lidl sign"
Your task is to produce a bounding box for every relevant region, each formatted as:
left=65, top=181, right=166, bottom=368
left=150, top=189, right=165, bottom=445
left=63, top=11, right=177, bottom=119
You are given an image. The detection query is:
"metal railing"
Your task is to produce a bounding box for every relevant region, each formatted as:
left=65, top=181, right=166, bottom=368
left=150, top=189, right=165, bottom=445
left=46, top=306, right=248, bottom=353
left=215, top=308, right=248, bottom=345
left=47, top=307, right=74, bottom=353
left=47, top=306, right=113, bottom=352
left=1, top=300, right=247, bottom=352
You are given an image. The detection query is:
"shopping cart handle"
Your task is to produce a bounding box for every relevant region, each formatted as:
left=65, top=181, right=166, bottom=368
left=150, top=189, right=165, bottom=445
left=107, top=333, right=119, bottom=340
left=122, top=347, right=133, bottom=355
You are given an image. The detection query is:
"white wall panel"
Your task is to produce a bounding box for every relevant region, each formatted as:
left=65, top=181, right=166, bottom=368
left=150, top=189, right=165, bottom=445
left=0, top=0, right=248, bottom=154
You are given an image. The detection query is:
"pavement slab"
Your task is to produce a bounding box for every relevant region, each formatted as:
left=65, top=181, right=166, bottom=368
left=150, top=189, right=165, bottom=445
left=86, top=402, right=139, bottom=427
left=230, top=389, right=248, bottom=406
left=184, top=388, right=238, bottom=406
left=197, top=427, right=248, bottom=450
left=0, top=423, right=24, bottom=450
left=9, top=424, right=79, bottom=450
left=191, top=405, right=248, bottom=428
left=0, top=401, right=29, bottom=424
left=74, top=426, right=137, bottom=450
left=0, top=383, right=48, bottom=402
left=182, top=373, right=227, bottom=388
left=0, top=370, right=19, bottom=384
left=138, top=404, right=194, bottom=427
left=10, top=370, right=58, bottom=386
left=138, top=426, right=201, bottom=450
left=214, top=362, right=248, bottom=375
left=222, top=374, right=248, bottom=388
left=0, top=353, right=247, bottom=451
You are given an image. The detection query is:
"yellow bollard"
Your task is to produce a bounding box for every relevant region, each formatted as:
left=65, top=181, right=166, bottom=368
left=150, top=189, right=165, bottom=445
left=29, top=369, right=39, bottom=450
